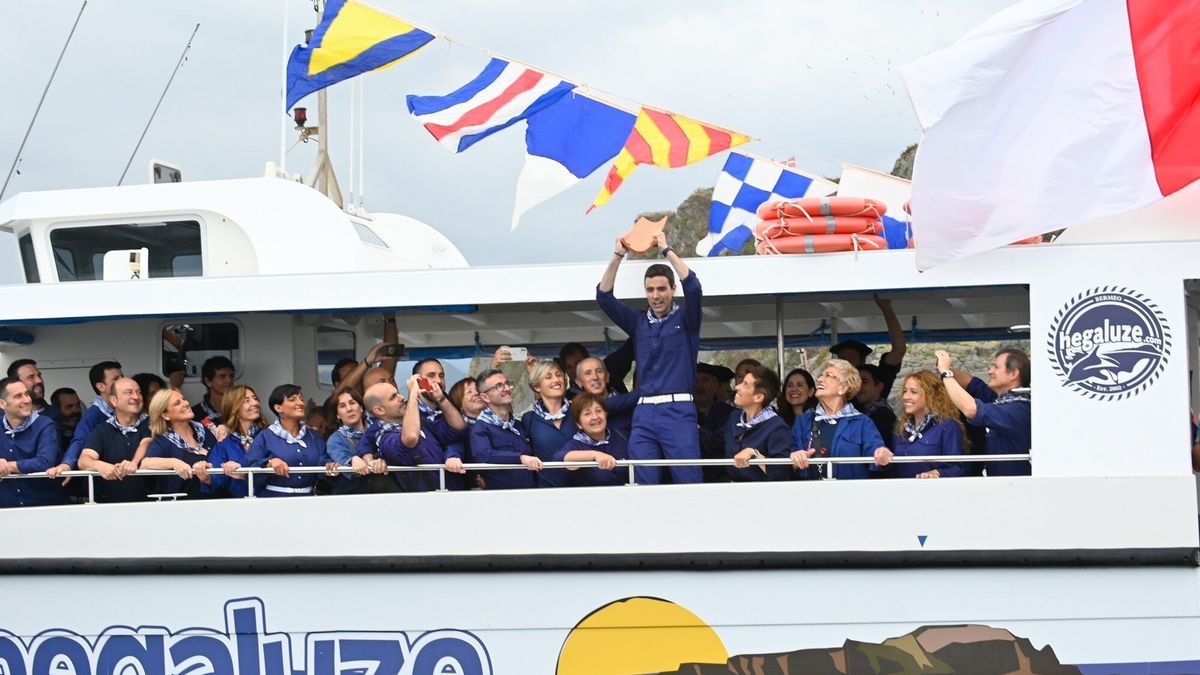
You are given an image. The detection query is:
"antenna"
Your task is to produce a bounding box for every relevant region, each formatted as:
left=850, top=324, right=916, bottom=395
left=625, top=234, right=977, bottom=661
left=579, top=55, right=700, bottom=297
left=118, top=23, right=200, bottom=186
left=0, top=0, right=88, bottom=202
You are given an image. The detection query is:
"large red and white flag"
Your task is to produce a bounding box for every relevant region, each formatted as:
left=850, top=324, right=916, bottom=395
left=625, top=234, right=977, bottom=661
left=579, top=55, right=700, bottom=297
left=901, top=0, right=1200, bottom=269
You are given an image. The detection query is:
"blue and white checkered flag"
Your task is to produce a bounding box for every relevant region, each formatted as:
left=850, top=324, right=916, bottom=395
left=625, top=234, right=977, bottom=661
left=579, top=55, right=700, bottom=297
left=696, top=152, right=838, bottom=256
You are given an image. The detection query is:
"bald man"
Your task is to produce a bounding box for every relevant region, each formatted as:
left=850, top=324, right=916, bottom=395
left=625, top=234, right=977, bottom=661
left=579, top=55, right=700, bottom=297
left=78, top=377, right=151, bottom=503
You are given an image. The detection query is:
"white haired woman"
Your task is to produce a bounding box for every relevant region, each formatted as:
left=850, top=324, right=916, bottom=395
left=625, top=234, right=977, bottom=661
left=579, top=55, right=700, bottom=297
left=789, top=358, right=892, bottom=480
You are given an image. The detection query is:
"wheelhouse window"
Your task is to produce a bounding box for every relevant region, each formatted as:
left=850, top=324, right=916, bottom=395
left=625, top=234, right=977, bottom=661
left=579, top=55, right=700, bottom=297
left=317, top=326, right=357, bottom=386
left=18, top=233, right=39, bottom=283
left=50, top=220, right=202, bottom=282
left=162, top=322, right=241, bottom=379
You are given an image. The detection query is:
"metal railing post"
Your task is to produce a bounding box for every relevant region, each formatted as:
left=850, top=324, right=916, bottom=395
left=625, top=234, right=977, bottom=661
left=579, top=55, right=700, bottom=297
left=247, top=471, right=256, bottom=498
left=86, top=474, right=95, bottom=504
left=628, top=463, right=637, bottom=485
left=438, top=467, right=446, bottom=492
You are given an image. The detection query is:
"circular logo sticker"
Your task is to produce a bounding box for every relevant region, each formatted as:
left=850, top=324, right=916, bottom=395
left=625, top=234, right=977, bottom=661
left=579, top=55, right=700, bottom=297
left=1047, top=287, right=1171, bottom=400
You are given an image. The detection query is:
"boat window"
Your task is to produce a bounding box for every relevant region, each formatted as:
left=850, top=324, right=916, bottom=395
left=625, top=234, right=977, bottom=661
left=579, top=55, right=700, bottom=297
left=352, top=220, right=389, bottom=249
left=161, top=322, right=241, bottom=379
left=1186, top=281, right=1200, bottom=491
left=317, top=326, right=357, bottom=387
left=172, top=254, right=203, bottom=277
left=50, top=220, right=202, bottom=282
left=18, top=233, right=39, bottom=283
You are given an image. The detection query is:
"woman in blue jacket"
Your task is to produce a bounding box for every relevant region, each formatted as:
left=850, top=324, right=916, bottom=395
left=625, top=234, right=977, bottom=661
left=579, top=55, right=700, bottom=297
left=790, top=359, right=893, bottom=480
left=889, top=370, right=967, bottom=478
left=204, top=385, right=264, bottom=498
left=520, top=360, right=573, bottom=488
left=554, top=392, right=629, bottom=487
left=725, top=365, right=792, bottom=482
left=239, top=384, right=338, bottom=497
left=140, top=389, right=216, bottom=498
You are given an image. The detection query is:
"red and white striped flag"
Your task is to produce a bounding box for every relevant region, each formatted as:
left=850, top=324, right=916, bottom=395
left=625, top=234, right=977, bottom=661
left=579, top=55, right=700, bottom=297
left=901, top=0, right=1200, bottom=269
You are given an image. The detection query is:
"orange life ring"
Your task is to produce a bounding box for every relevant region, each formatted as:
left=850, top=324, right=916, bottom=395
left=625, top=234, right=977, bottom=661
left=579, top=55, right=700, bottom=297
left=756, top=234, right=888, bottom=254
left=756, top=197, right=888, bottom=221
left=755, top=216, right=882, bottom=238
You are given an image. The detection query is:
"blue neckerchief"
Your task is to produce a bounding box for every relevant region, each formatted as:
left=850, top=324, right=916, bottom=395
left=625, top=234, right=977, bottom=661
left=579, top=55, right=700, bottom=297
left=374, top=421, right=401, bottom=451
left=647, top=304, right=680, bottom=325
left=337, top=424, right=364, bottom=443
left=995, top=389, right=1030, bottom=405
left=231, top=421, right=264, bottom=448
left=267, top=420, right=307, bottom=448
left=865, top=398, right=892, bottom=414
left=478, top=407, right=520, bottom=435
left=814, top=402, right=861, bottom=424
left=164, top=421, right=208, bottom=454
left=417, top=398, right=443, bottom=421
left=904, top=413, right=938, bottom=442
left=90, top=396, right=115, bottom=418
left=196, top=397, right=222, bottom=423
left=107, top=413, right=148, bottom=436
left=372, top=420, right=423, bottom=450
left=571, top=430, right=610, bottom=447
left=532, top=399, right=569, bottom=422
left=3, top=410, right=39, bottom=438
left=736, top=407, right=778, bottom=430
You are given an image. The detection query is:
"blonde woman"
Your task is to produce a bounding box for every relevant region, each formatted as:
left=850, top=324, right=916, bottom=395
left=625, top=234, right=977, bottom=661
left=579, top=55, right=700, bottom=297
left=140, top=389, right=214, bottom=498
left=890, top=371, right=968, bottom=478
left=520, top=360, right=573, bottom=488
left=789, top=358, right=892, bottom=480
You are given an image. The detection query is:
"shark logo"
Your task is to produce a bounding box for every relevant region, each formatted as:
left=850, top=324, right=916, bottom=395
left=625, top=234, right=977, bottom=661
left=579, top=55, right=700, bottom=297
left=1048, top=287, right=1171, bottom=401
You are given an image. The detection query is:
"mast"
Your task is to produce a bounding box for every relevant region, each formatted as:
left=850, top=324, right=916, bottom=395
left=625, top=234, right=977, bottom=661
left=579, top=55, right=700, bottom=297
left=295, top=2, right=344, bottom=209
left=306, top=87, right=344, bottom=208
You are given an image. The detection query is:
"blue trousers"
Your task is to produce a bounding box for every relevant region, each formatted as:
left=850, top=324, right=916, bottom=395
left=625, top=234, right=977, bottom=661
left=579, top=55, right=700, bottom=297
left=628, top=402, right=701, bottom=484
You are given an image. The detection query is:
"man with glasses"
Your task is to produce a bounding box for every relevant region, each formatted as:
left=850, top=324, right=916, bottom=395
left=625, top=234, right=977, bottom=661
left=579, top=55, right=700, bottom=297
left=469, top=369, right=541, bottom=490
left=596, top=231, right=703, bottom=485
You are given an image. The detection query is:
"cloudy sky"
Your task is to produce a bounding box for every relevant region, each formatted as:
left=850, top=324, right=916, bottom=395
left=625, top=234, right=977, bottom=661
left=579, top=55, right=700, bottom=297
left=0, top=0, right=1016, bottom=276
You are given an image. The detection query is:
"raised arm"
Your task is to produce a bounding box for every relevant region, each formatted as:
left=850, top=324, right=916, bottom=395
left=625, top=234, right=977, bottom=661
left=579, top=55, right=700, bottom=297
left=875, top=295, right=907, bottom=365
left=432, top=381, right=466, bottom=430
left=656, top=231, right=691, bottom=281
left=340, top=342, right=391, bottom=392
left=401, top=376, right=424, bottom=449
left=598, top=236, right=627, bottom=293
left=379, top=313, right=399, bottom=375
left=935, top=350, right=978, bottom=419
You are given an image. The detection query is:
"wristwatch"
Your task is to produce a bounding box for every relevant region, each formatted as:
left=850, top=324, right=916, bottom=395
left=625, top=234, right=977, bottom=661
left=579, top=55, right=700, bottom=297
left=940, top=369, right=955, bottom=379
left=661, top=246, right=674, bottom=257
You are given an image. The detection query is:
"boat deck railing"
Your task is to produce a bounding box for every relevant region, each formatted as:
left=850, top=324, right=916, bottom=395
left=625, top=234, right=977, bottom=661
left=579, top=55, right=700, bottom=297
left=1, top=454, right=1032, bottom=504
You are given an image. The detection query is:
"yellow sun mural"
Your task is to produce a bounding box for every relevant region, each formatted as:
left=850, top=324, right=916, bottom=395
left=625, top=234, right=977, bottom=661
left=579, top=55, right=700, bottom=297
left=556, top=596, right=729, bottom=675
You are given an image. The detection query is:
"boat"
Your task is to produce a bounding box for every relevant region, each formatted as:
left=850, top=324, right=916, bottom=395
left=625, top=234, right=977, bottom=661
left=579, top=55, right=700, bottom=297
left=0, top=168, right=1198, bottom=673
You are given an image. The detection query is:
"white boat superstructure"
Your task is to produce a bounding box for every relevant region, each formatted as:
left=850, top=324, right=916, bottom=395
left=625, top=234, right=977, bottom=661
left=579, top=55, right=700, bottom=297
left=0, top=177, right=1198, bottom=673
left=0, top=176, right=467, bottom=285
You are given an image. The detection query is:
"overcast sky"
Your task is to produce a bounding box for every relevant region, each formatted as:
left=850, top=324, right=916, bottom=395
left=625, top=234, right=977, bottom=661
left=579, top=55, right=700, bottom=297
left=0, top=0, right=1017, bottom=277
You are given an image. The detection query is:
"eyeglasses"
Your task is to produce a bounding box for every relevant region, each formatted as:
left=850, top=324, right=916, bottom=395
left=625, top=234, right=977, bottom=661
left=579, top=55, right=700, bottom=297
left=482, top=381, right=514, bottom=394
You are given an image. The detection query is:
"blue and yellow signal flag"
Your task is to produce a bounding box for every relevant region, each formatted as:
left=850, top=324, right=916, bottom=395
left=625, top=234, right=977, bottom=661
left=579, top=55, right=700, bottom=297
left=285, top=0, right=435, bottom=111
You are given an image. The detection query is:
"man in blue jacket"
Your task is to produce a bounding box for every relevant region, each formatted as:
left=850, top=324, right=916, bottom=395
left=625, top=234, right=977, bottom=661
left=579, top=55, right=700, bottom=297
left=0, top=378, right=67, bottom=507
left=469, top=369, right=541, bottom=489
left=596, top=231, right=702, bottom=485
left=936, top=348, right=1032, bottom=476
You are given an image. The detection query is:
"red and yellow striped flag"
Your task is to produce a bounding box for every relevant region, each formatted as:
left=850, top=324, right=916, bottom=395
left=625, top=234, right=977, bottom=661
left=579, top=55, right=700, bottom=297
left=589, top=108, right=750, bottom=211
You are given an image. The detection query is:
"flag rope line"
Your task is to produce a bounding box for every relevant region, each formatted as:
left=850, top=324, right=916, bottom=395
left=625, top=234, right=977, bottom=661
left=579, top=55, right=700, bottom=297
left=349, top=0, right=845, bottom=173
